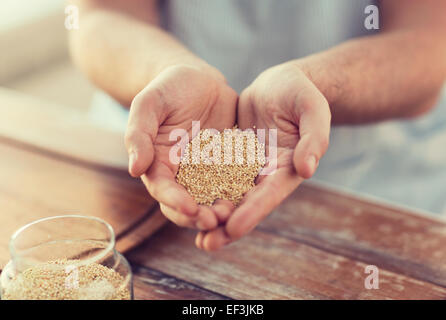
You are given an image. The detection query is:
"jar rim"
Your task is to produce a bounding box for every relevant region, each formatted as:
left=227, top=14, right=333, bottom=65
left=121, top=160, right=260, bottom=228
left=9, top=215, right=116, bottom=267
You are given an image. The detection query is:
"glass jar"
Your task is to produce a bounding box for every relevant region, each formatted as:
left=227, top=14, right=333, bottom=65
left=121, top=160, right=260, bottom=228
left=0, top=215, right=133, bottom=300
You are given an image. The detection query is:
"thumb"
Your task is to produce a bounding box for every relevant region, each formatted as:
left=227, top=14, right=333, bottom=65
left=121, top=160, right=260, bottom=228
left=125, top=89, right=165, bottom=177
left=292, top=87, right=331, bottom=179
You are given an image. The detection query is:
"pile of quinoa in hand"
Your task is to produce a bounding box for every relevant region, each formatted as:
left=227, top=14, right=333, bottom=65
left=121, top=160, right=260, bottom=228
left=176, top=127, right=266, bottom=206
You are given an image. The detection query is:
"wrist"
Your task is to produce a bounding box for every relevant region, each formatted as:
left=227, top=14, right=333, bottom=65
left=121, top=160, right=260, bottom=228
left=156, top=59, right=226, bottom=84
left=288, top=58, right=343, bottom=108
left=195, top=63, right=227, bottom=83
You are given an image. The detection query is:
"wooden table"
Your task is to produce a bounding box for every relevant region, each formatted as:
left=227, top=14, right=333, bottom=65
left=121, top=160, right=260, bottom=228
left=2, top=90, right=446, bottom=300
left=129, top=188, right=446, bottom=300
left=2, top=138, right=446, bottom=300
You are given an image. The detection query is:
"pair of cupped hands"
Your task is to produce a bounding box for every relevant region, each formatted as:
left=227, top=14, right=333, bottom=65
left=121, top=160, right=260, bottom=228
left=125, top=62, right=331, bottom=251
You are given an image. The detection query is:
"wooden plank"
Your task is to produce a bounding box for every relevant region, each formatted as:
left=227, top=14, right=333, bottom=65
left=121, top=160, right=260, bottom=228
left=0, top=87, right=128, bottom=170
left=128, top=224, right=446, bottom=300
left=116, top=207, right=167, bottom=253
left=133, top=264, right=230, bottom=300
left=258, top=183, right=446, bottom=287
left=0, top=142, right=163, bottom=268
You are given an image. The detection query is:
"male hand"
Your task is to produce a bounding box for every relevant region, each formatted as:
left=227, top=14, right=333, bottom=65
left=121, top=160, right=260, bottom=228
left=196, top=62, right=331, bottom=250
left=125, top=65, right=237, bottom=231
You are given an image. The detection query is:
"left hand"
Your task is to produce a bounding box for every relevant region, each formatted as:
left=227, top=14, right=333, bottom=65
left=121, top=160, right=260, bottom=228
left=125, top=65, right=237, bottom=232
left=195, top=62, right=331, bottom=251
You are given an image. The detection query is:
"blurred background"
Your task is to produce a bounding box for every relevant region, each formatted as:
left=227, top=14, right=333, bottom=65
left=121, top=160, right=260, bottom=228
left=0, top=0, right=129, bottom=169
left=0, top=0, right=93, bottom=111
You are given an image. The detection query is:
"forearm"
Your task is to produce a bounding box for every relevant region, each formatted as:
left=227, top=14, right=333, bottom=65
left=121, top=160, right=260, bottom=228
left=295, top=29, right=446, bottom=124
left=69, top=7, right=222, bottom=107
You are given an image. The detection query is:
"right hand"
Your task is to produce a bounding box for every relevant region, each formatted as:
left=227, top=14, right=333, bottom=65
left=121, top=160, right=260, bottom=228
left=125, top=65, right=237, bottom=231
left=195, top=62, right=331, bottom=251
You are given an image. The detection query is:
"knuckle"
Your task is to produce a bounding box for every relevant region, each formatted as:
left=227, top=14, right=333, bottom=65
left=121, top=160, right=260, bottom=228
left=131, top=87, right=165, bottom=113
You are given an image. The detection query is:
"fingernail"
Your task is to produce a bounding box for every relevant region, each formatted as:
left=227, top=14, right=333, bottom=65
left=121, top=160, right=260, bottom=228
left=195, top=233, right=204, bottom=249
left=128, top=151, right=137, bottom=173
left=306, top=155, right=317, bottom=175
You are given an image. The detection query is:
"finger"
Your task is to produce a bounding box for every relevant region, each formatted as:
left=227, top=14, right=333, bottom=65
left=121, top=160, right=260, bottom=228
left=201, top=227, right=231, bottom=251
left=160, top=203, right=218, bottom=231
left=125, top=89, right=166, bottom=177
left=211, top=85, right=238, bottom=131
left=160, top=203, right=195, bottom=228
left=237, top=89, right=257, bottom=129
left=142, top=160, right=198, bottom=216
left=226, top=168, right=304, bottom=240
left=195, top=231, right=205, bottom=249
left=293, top=86, right=331, bottom=179
left=211, top=199, right=235, bottom=223
left=196, top=205, right=219, bottom=230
